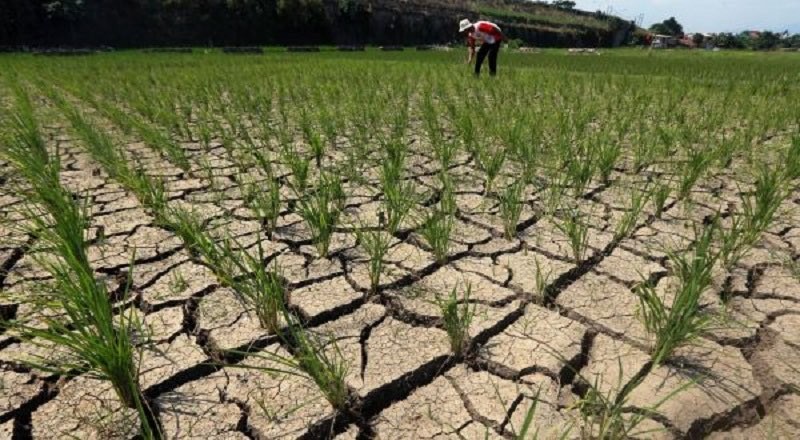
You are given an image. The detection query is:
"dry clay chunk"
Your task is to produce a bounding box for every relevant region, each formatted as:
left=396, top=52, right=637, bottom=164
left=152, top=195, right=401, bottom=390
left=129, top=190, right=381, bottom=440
left=196, top=287, right=265, bottom=351
left=1, top=418, right=14, bottom=438
left=356, top=317, right=450, bottom=395
left=138, top=259, right=217, bottom=306
left=156, top=372, right=246, bottom=440
left=707, top=393, right=800, bottom=439
left=373, top=366, right=569, bottom=439
left=373, top=374, right=479, bottom=439
left=480, top=303, right=587, bottom=376
left=753, top=313, right=800, bottom=389
left=0, top=369, right=42, bottom=415
left=290, top=276, right=362, bottom=320
left=557, top=272, right=649, bottom=345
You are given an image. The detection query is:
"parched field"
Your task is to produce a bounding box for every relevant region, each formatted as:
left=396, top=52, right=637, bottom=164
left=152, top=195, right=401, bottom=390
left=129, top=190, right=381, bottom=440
left=1, top=49, right=799, bottom=439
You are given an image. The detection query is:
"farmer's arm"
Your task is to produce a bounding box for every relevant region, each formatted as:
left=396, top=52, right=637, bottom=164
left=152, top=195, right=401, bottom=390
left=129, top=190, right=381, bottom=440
left=466, top=37, right=476, bottom=64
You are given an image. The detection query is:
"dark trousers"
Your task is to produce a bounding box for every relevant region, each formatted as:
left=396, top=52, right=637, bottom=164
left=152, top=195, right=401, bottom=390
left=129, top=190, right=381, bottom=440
left=475, top=42, right=500, bottom=76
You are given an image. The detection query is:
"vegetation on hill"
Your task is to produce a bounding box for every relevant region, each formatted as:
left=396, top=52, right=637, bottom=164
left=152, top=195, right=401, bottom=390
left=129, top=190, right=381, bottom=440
left=0, top=0, right=634, bottom=48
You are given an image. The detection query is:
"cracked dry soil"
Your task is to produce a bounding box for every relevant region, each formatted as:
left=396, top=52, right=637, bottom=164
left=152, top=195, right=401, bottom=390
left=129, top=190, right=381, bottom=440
left=2, top=80, right=800, bottom=440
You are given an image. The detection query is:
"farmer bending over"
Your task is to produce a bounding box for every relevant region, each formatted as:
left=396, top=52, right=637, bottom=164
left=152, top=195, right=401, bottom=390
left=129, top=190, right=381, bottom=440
left=459, top=19, right=504, bottom=77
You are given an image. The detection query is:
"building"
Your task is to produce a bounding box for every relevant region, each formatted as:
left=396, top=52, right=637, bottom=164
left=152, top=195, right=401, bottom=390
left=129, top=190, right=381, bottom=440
left=651, top=34, right=678, bottom=49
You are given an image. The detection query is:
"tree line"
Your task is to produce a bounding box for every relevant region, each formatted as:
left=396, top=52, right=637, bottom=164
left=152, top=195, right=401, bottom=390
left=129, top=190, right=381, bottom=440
left=647, top=16, right=800, bottom=50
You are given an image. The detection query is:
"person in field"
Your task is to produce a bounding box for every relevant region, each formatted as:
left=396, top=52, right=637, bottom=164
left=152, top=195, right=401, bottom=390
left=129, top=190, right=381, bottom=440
left=459, top=19, right=504, bottom=77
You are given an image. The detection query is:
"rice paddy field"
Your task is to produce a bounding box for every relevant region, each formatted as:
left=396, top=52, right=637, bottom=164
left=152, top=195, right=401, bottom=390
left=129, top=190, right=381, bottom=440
left=1, top=48, right=799, bottom=439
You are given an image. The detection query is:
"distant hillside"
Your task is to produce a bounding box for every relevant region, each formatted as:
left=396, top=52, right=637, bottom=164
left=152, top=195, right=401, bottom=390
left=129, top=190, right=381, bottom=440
left=0, top=0, right=635, bottom=48
left=358, top=0, right=635, bottom=47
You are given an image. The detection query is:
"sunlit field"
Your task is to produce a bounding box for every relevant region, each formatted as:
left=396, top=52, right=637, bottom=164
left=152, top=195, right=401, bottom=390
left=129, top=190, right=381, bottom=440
left=1, top=48, right=799, bottom=439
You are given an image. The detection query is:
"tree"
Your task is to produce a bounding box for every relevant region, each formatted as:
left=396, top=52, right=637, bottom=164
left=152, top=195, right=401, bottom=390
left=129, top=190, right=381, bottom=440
left=43, top=0, right=85, bottom=21
left=552, top=1, right=576, bottom=10
left=692, top=33, right=705, bottom=47
left=749, top=31, right=781, bottom=50
left=649, top=17, right=683, bottom=37
left=711, top=32, right=745, bottom=49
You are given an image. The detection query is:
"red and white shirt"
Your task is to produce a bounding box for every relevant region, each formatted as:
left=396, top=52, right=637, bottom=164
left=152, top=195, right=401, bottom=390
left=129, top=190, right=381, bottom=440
left=469, top=21, right=503, bottom=45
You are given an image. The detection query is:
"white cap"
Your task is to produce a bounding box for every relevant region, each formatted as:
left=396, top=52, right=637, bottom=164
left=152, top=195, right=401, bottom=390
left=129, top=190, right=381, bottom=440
left=459, top=19, right=472, bottom=33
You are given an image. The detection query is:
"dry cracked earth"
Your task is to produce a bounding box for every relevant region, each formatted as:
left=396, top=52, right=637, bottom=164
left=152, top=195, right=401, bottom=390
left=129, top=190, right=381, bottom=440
left=1, top=120, right=800, bottom=440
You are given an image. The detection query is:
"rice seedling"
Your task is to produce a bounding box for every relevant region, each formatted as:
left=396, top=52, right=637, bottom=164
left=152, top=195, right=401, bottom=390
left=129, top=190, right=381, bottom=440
left=515, top=391, right=547, bottom=440
left=499, top=179, right=525, bottom=239
left=198, top=155, right=218, bottom=188
left=164, top=207, right=231, bottom=278
left=196, top=116, right=213, bottom=151
left=434, top=137, right=459, bottom=172
left=320, top=108, right=339, bottom=151
left=438, top=176, right=458, bottom=216
left=300, top=110, right=325, bottom=168
left=785, top=135, right=800, bottom=181
left=717, top=208, right=753, bottom=271
left=651, top=181, right=672, bottom=219
left=743, top=163, right=786, bottom=235
left=715, top=134, right=738, bottom=169
left=168, top=271, right=188, bottom=295
left=287, top=318, right=351, bottom=411
left=784, top=256, right=800, bottom=282
left=298, top=173, right=346, bottom=258
left=532, top=256, right=552, bottom=303
left=421, top=94, right=443, bottom=146
left=18, top=253, right=159, bottom=438
left=420, top=210, right=454, bottom=264
left=596, top=134, right=621, bottom=184
left=531, top=340, right=690, bottom=439
left=381, top=178, right=416, bottom=234
left=566, top=146, right=596, bottom=197
left=378, top=138, right=417, bottom=234
left=381, top=139, right=406, bottom=186
left=435, top=284, right=475, bottom=357
left=477, top=145, right=507, bottom=195
left=718, top=166, right=787, bottom=270
left=677, top=147, right=713, bottom=200
left=226, top=238, right=286, bottom=333
left=613, top=184, right=651, bottom=241
left=514, top=131, right=540, bottom=184
left=129, top=167, right=169, bottom=218
left=541, top=171, right=570, bottom=218
left=554, top=208, right=591, bottom=263
left=420, top=182, right=456, bottom=264
left=355, top=225, right=392, bottom=294
left=635, top=222, right=718, bottom=365
left=242, top=175, right=281, bottom=235
left=281, top=145, right=311, bottom=195
left=454, top=110, right=476, bottom=153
